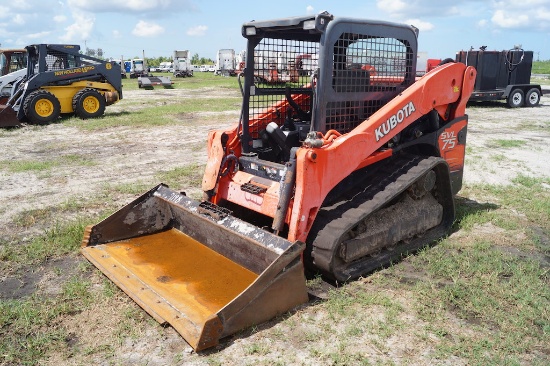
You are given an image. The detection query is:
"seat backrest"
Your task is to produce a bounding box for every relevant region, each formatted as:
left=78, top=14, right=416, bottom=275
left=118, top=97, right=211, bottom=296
left=333, top=69, right=371, bottom=93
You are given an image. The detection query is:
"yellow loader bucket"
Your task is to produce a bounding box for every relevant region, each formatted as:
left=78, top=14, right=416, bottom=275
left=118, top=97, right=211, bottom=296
left=81, top=184, right=308, bottom=351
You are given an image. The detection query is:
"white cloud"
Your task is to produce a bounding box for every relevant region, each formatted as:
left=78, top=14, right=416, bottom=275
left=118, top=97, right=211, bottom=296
left=0, top=28, right=12, bottom=39
left=406, top=18, right=434, bottom=31
left=0, top=6, right=10, bottom=19
left=13, top=14, right=26, bottom=25
left=375, top=0, right=550, bottom=31
left=377, top=0, right=469, bottom=19
left=535, top=9, right=550, bottom=21
left=12, top=0, right=31, bottom=10
left=491, top=10, right=529, bottom=28
left=489, top=0, right=550, bottom=30
left=112, top=29, right=122, bottom=38
left=306, top=5, right=314, bottom=14
left=186, top=25, right=207, bottom=36
left=27, top=31, right=51, bottom=39
left=132, top=20, right=165, bottom=37
left=16, top=30, right=51, bottom=45
left=60, top=11, right=95, bottom=41
left=377, top=0, right=407, bottom=14
left=54, top=15, right=67, bottom=23
left=67, top=0, right=196, bottom=13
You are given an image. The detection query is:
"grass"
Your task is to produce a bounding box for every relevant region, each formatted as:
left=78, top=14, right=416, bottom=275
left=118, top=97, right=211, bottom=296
left=517, top=119, right=550, bottom=132
left=0, top=271, right=143, bottom=365
left=0, top=163, right=205, bottom=266
left=121, top=70, right=241, bottom=91
left=532, top=60, right=550, bottom=74
left=487, top=139, right=527, bottom=148
left=156, top=162, right=205, bottom=189
left=286, top=175, right=548, bottom=365
left=532, top=77, right=550, bottom=86
left=402, top=179, right=550, bottom=364
left=0, top=274, right=95, bottom=365
left=0, top=159, right=59, bottom=173
left=106, top=181, right=153, bottom=196
left=0, top=153, right=96, bottom=173
left=66, top=95, right=241, bottom=131
left=1, top=71, right=548, bottom=364
left=2, top=172, right=548, bottom=365
left=412, top=242, right=549, bottom=364
left=0, top=217, right=91, bottom=264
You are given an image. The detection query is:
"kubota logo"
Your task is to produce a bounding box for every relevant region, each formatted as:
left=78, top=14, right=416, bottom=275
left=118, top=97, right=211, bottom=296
left=375, top=101, right=416, bottom=141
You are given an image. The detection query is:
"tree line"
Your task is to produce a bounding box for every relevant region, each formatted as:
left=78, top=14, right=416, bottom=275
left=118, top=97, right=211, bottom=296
left=132, top=53, right=215, bottom=67
left=83, top=48, right=215, bottom=66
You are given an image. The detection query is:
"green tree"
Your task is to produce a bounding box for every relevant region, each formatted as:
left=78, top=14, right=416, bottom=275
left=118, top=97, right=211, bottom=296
left=191, top=53, right=200, bottom=65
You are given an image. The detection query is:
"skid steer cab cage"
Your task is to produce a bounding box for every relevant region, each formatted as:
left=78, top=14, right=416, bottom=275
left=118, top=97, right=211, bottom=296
left=239, top=12, right=417, bottom=159
left=81, top=184, right=308, bottom=351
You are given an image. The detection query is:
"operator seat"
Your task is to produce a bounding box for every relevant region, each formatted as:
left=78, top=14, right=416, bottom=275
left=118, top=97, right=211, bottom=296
left=266, top=122, right=292, bottom=161
left=328, top=68, right=371, bottom=133
left=333, top=68, right=370, bottom=93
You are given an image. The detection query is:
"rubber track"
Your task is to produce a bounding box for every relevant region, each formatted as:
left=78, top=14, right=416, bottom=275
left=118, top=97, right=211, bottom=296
left=309, top=155, right=450, bottom=282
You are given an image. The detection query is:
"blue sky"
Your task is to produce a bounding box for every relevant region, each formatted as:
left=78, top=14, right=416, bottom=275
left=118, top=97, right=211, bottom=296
left=1, top=0, right=549, bottom=61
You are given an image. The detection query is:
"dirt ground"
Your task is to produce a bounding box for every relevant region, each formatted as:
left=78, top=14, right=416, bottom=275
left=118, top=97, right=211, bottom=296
left=0, top=87, right=240, bottom=233
left=1, top=88, right=548, bottom=234
left=0, top=86, right=548, bottom=365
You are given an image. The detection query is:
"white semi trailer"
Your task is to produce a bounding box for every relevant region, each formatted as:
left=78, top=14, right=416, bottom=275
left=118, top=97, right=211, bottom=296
left=216, top=49, right=236, bottom=76
left=173, top=50, right=193, bottom=77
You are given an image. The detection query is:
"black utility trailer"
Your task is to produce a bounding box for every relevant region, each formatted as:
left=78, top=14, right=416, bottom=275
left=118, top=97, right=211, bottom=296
left=456, top=47, right=542, bottom=108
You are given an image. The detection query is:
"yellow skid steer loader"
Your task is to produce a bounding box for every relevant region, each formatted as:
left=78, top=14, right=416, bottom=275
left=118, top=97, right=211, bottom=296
left=0, top=44, right=122, bottom=127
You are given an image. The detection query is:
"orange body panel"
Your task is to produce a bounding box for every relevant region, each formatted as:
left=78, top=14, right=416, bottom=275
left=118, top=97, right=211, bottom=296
left=426, top=59, right=442, bottom=72
left=219, top=170, right=281, bottom=216
left=206, top=62, right=476, bottom=242
left=438, top=118, right=468, bottom=173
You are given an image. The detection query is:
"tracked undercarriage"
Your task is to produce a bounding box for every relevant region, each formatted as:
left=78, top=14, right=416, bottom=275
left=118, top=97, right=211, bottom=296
left=308, top=155, right=455, bottom=282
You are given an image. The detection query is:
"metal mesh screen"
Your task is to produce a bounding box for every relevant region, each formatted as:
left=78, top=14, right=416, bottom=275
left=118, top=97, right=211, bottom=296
left=45, top=50, right=78, bottom=71
left=247, top=32, right=412, bottom=138
left=248, top=38, right=319, bottom=138
left=44, top=48, right=101, bottom=72
left=326, top=33, right=411, bottom=134
left=325, top=99, right=388, bottom=134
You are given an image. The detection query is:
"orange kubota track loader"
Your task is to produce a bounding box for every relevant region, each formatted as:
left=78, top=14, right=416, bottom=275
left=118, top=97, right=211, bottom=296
left=82, top=12, right=476, bottom=351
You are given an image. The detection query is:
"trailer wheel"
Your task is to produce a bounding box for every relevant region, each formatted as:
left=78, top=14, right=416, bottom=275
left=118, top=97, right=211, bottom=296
left=72, top=88, right=106, bottom=119
left=507, top=89, right=524, bottom=108
left=525, top=88, right=541, bottom=107
left=23, top=90, right=61, bottom=124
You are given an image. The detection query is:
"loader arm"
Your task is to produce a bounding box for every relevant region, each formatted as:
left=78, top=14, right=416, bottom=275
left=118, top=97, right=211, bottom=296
left=288, top=62, right=476, bottom=242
